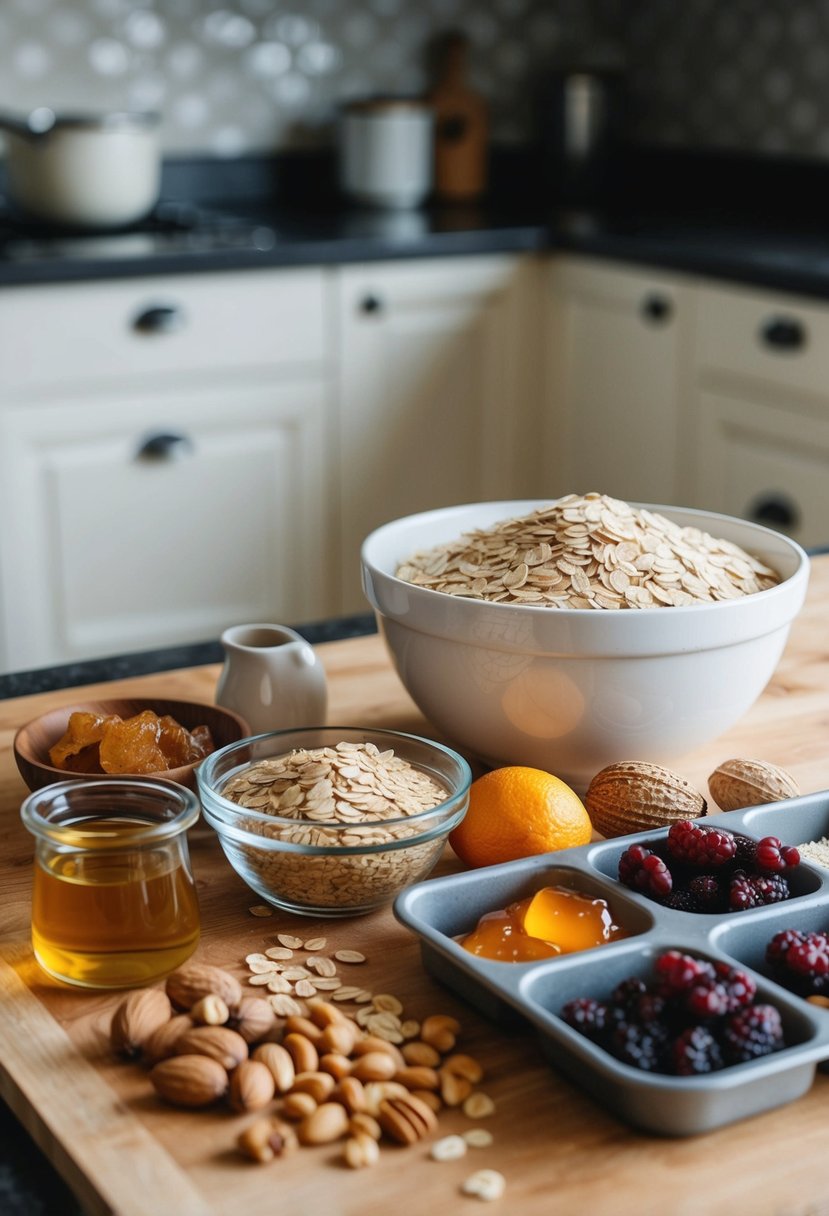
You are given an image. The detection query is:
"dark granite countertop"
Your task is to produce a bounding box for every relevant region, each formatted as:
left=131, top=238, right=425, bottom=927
left=4, top=148, right=829, bottom=300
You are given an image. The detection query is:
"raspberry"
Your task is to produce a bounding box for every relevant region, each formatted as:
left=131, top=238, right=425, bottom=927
left=783, top=933, right=829, bottom=980
left=672, top=1025, right=724, bottom=1075
left=729, top=873, right=763, bottom=911
left=618, top=844, right=673, bottom=900
left=755, top=836, right=801, bottom=873
left=684, top=980, right=730, bottom=1019
left=609, top=1020, right=669, bottom=1072
left=560, top=997, right=611, bottom=1039
left=688, top=874, right=725, bottom=913
left=713, top=963, right=757, bottom=1012
left=653, top=950, right=716, bottom=997
left=667, top=821, right=736, bottom=868
left=766, top=928, right=807, bottom=966
left=721, top=1004, right=784, bottom=1063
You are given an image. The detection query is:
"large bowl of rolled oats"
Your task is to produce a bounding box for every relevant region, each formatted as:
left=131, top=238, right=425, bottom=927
left=196, top=727, right=472, bottom=916
left=361, top=495, right=810, bottom=790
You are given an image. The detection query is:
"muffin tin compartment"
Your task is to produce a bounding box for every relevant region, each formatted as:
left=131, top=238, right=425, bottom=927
left=394, top=792, right=829, bottom=1135
left=589, top=820, right=825, bottom=910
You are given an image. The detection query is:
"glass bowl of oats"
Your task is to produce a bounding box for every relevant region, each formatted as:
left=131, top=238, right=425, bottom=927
left=196, top=727, right=472, bottom=916
left=361, top=495, right=809, bottom=792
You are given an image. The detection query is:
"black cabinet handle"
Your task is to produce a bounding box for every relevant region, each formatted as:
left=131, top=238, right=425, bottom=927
left=132, top=304, right=185, bottom=335
left=759, top=316, right=806, bottom=352
left=359, top=295, right=383, bottom=315
left=640, top=294, right=673, bottom=324
left=135, top=432, right=195, bottom=461
left=748, top=494, right=799, bottom=532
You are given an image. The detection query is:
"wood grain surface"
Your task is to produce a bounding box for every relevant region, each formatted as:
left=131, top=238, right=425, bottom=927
left=3, top=561, right=829, bottom=1216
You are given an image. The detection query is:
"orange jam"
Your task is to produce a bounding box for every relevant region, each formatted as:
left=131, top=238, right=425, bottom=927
left=459, top=885, right=627, bottom=962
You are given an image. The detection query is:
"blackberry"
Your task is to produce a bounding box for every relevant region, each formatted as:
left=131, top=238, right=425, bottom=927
left=766, top=928, right=807, bottom=967
left=618, top=844, right=673, bottom=901
left=653, top=950, right=716, bottom=997
left=672, top=1025, right=724, bottom=1075
left=609, top=1020, right=669, bottom=1072
left=782, top=932, right=829, bottom=983
left=753, top=874, right=790, bottom=905
left=713, top=962, right=757, bottom=1012
left=721, top=1004, right=784, bottom=1063
left=733, top=835, right=758, bottom=868
left=688, top=874, right=725, bottom=913
left=755, top=836, right=801, bottom=873
left=611, top=976, right=648, bottom=1011
left=665, top=889, right=700, bottom=913
left=667, top=821, right=736, bottom=869
left=560, top=997, right=611, bottom=1039
left=630, top=991, right=668, bottom=1025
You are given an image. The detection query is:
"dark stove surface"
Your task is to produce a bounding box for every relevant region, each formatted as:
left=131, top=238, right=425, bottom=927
left=0, top=200, right=279, bottom=262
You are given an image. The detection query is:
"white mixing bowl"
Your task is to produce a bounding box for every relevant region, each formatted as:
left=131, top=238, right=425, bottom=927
left=361, top=501, right=810, bottom=791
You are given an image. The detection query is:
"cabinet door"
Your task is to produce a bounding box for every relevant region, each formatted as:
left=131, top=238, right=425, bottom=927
left=692, top=388, right=829, bottom=549
left=0, top=376, right=332, bottom=669
left=335, top=256, right=538, bottom=610
left=547, top=257, right=688, bottom=505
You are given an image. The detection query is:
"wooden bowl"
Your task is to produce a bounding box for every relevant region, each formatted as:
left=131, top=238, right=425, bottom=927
left=13, top=698, right=251, bottom=793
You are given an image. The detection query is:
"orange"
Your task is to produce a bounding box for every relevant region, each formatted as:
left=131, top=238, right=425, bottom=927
left=449, top=766, right=592, bottom=868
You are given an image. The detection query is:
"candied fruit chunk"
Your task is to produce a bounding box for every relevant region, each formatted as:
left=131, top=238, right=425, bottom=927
left=49, top=711, right=114, bottom=768
left=522, top=886, right=621, bottom=953
left=157, top=716, right=214, bottom=766
left=99, top=710, right=167, bottom=774
left=189, top=724, right=215, bottom=760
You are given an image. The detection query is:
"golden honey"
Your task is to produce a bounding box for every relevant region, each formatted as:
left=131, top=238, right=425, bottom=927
left=22, top=781, right=201, bottom=988
left=459, top=885, right=627, bottom=963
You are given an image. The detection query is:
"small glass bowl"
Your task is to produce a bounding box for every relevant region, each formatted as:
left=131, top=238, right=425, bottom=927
left=196, top=726, right=472, bottom=917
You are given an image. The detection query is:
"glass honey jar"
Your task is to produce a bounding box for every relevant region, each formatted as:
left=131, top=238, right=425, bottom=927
left=21, top=778, right=201, bottom=989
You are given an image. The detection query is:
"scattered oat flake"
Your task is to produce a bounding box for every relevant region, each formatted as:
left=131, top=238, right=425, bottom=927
left=430, top=1135, right=468, bottom=1162
left=312, top=977, right=342, bottom=991
left=463, top=1093, right=496, bottom=1119
left=267, top=994, right=303, bottom=1016
left=247, top=959, right=279, bottom=974
left=247, top=974, right=273, bottom=987
left=245, top=953, right=271, bottom=966
left=295, top=979, right=317, bottom=998
left=332, top=986, right=367, bottom=1002
left=249, top=905, right=273, bottom=917
left=266, top=975, right=293, bottom=994
left=372, top=994, right=403, bottom=1015
left=265, top=946, right=294, bottom=961
left=277, top=934, right=304, bottom=949
left=461, top=1169, right=506, bottom=1202
left=303, top=937, right=327, bottom=951
left=400, top=1020, right=420, bottom=1039
left=463, top=1129, right=494, bottom=1149
left=335, top=950, right=366, bottom=964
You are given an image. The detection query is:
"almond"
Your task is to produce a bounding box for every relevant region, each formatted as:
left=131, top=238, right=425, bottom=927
left=110, top=988, right=172, bottom=1058
left=229, top=997, right=276, bottom=1044
left=584, top=761, right=707, bottom=837
left=150, top=1055, right=228, bottom=1107
left=708, top=759, right=800, bottom=811
left=298, top=1101, right=350, bottom=1145
left=229, top=1059, right=276, bottom=1112
left=142, top=1014, right=194, bottom=1065
left=176, top=1025, right=249, bottom=1069
left=237, top=1115, right=297, bottom=1163
left=252, top=1042, right=295, bottom=1093
left=165, top=963, right=243, bottom=1012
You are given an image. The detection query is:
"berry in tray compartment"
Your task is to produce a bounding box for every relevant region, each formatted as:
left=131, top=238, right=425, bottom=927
left=561, top=949, right=785, bottom=1075
left=617, top=821, right=801, bottom=913
left=766, top=928, right=829, bottom=999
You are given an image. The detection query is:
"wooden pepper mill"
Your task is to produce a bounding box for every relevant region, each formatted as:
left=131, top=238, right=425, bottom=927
left=430, top=31, right=488, bottom=201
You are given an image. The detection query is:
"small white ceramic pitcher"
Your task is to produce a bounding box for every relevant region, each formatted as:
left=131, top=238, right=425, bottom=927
left=215, top=623, right=328, bottom=736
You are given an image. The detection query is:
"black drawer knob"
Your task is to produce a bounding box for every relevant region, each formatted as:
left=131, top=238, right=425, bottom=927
left=135, top=432, right=195, bottom=461
left=640, top=294, right=673, bottom=324
left=359, top=295, right=383, bottom=315
left=133, top=304, right=185, bottom=335
left=760, top=316, right=806, bottom=351
left=748, top=494, right=799, bottom=531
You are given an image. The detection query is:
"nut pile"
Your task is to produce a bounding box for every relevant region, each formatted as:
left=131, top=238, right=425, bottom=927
left=396, top=493, right=781, bottom=609
left=220, top=742, right=449, bottom=909
left=109, top=959, right=500, bottom=1188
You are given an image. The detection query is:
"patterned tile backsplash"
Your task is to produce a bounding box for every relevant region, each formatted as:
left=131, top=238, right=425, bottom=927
left=0, top=0, right=828, bottom=159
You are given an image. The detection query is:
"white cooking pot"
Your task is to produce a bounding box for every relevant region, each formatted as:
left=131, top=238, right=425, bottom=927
left=0, top=108, right=161, bottom=228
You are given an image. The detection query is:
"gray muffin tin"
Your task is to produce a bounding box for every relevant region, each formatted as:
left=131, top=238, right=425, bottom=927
left=394, top=793, right=829, bottom=1136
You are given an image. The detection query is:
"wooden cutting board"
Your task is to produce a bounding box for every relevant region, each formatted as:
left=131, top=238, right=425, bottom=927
left=3, top=560, right=829, bottom=1216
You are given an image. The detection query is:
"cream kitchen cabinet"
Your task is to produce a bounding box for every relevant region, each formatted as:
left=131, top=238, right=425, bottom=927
left=685, top=281, right=829, bottom=546
left=0, top=269, right=335, bottom=671
left=545, top=256, right=692, bottom=506
left=335, top=254, right=541, bottom=610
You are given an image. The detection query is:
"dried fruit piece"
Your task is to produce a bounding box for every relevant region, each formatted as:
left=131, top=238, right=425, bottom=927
left=49, top=711, right=110, bottom=768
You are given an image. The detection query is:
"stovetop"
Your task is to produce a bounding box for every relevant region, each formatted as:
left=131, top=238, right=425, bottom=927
left=0, top=200, right=279, bottom=262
